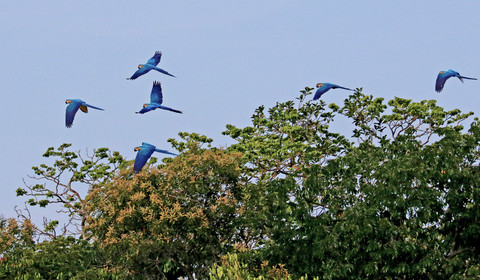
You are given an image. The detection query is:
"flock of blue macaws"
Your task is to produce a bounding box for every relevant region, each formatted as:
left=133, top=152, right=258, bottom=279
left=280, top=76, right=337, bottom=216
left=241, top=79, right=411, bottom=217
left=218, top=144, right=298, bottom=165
left=65, top=51, right=179, bottom=173
left=65, top=50, right=478, bottom=173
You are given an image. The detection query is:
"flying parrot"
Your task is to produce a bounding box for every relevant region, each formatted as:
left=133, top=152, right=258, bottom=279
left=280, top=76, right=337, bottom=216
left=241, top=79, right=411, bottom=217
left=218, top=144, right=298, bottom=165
left=313, top=83, right=354, bottom=100
left=136, top=81, right=182, bottom=114
left=65, top=99, right=104, bottom=128
left=127, top=51, right=175, bottom=80
left=435, top=69, right=477, bottom=92
left=133, top=142, right=177, bottom=173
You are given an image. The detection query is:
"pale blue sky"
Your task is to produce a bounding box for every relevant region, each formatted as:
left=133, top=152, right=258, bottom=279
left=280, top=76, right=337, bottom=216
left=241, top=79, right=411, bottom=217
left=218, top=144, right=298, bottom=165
left=1, top=2, right=479, bottom=221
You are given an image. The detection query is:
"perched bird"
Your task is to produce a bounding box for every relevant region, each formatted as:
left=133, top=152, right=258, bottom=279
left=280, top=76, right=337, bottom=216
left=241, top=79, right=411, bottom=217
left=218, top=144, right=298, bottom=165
left=435, top=69, right=477, bottom=92
left=65, top=99, right=104, bottom=128
left=313, top=83, right=354, bottom=100
left=136, top=81, right=182, bottom=114
left=127, top=51, right=175, bottom=80
left=133, top=142, right=177, bottom=173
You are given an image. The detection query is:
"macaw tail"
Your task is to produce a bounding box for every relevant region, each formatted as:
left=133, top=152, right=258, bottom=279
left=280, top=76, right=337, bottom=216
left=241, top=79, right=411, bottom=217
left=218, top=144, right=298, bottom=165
left=338, top=86, right=355, bottom=91
left=154, top=67, right=176, bottom=78
left=160, top=105, right=182, bottom=114
left=86, top=104, right=105, bottom=111
left=459, top=76, right=477, bottom=82
left=155, top=149, right=178, bottom=156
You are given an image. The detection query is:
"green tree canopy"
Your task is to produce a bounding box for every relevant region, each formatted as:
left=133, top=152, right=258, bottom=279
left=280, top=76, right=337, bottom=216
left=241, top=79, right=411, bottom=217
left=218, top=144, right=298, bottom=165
left=3, top=88, right=479, bottom=279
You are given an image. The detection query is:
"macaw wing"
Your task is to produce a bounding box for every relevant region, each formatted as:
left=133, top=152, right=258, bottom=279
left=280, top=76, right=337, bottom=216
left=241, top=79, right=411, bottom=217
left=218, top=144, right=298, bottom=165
left=313, top=87, right=330, bottom=100
left=80, top=105, right=88, bottom=113
left=128, top=67, right=150, bottom=80
left=146, top=51, right=162, bottom=66
left=134, top=147, right=155, bottom=173
left=150, top=81, right=163, bottom=104
left=66, top=103, right=81, bottom=128
left=435, top=73, right=449, bottom=92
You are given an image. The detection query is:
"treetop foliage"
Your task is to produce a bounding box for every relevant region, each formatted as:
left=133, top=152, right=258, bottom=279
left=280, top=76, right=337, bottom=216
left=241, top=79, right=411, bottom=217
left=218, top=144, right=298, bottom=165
left=4, top=88, right=480, bottom=279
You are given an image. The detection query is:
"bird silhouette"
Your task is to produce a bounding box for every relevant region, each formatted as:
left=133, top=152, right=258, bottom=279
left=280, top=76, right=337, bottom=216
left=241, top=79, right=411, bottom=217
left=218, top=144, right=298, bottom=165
left=313, top=83, right=354, bottom=100
left=133, top=142, right=177, bottom=173
left=435, top=69, right=477, bottom=92
left=136, top=81, right=182, bottom=114
left=65, top=99, right=104, bottom=128
left=127, top=51, right=175, bottom=80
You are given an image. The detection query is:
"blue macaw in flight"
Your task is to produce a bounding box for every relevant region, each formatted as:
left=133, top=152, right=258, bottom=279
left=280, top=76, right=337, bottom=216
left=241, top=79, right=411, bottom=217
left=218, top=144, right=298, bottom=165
left=133, top=142, right=177, bottom=173
left=313, top=83, right=354, bottom=100
left=127, top=51, right=175, bottom=80
left=65, top=99, right=104, bottom=128
left=435, top=69, right=477, bottom=92
left=136, top=81, right=182, bottom=114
